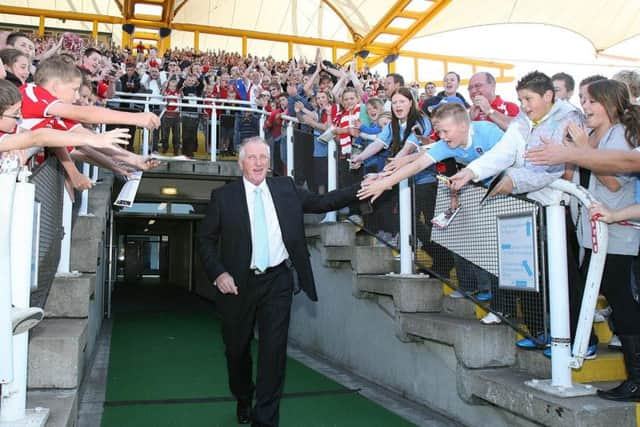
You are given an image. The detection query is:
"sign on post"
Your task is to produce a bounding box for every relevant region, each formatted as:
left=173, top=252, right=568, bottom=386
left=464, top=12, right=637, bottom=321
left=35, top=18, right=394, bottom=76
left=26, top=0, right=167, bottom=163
left=497, top=212, right=539, bottom=291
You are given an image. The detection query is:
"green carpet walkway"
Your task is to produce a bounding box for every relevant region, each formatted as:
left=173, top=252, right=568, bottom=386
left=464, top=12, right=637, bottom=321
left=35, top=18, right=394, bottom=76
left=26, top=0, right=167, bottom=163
left=102, top=285, right=416, bottom=427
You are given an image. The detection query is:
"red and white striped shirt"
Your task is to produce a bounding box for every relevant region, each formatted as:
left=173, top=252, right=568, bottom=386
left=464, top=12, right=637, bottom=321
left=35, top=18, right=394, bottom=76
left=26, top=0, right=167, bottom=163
left=338, top=104, right=360, bottom=154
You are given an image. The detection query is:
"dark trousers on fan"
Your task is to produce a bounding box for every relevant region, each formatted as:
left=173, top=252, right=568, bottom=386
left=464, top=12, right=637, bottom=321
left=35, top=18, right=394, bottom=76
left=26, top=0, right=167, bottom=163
left=218, top=262, right=293, bottom=427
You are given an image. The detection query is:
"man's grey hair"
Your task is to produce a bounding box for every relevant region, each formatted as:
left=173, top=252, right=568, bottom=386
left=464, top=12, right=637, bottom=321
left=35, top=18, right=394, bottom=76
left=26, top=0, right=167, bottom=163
left=238, top=137, right=271, bottom=160
left=481, top=71, right=496, bottom=85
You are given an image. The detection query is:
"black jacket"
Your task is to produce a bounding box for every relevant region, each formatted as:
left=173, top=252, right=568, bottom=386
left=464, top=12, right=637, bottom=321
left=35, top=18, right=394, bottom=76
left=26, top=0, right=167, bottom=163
left=198, top=176, right=358, bottom=301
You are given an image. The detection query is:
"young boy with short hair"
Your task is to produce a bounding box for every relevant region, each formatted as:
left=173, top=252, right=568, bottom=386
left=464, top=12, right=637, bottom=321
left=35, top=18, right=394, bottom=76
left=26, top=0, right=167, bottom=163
left=20, top=55, right=161, bottom=190
left=449, top=70, right=582, bottom=205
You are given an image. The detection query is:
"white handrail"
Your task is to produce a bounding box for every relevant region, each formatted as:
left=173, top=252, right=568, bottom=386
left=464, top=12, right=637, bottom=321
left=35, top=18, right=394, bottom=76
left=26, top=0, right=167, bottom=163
left=526, top=179, right=607, bottom=398
left=549, top=179, right=608, bottom=369
left=0, top=157, right=19, bottom=385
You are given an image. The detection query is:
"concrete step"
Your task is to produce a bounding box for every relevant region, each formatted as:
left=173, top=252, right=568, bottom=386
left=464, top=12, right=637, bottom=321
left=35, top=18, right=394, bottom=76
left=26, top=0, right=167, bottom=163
left=517, top=344, right=626, bottom=383
left=44, top=274, right=95, bottom=318
left=320, top=222, right=357, bottom=247
left=28, top=319, right=88, bottom=389
left=441, top=295, right=477, bottom=319
left=320, top=245, right=353, bottom=266
left=353, top=274, right=442, bottom=312
left=351, top=246, right=395, bottom=274
left=457, top=365, right=637, bottom=427
left=71, top=215, right=105, bottom=242
left=398, top=312, right=516, bottom=368
left=69, top=238, right=103, bottom=273
left=26, top=389, right=78, bottom=427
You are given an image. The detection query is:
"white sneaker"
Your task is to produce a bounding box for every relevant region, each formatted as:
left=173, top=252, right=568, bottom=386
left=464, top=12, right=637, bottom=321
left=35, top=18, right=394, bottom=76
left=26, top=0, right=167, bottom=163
left=593, top=311, right=607, bottom=323
left=594, top=306, right=612, bottom=322
left=608, top=335, right=622, bottom=350
left=448, top=290, right=465, bottom=299
left=480, top=312, right=503, bottom=325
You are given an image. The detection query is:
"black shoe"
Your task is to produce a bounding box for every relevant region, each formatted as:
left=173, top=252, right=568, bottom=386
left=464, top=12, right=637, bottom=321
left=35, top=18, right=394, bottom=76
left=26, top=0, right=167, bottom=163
left=236, top=399, right=252, bottom=424
left=598, top=335, right=640, bottom=402
left=597, top=380, right=640, bottom=401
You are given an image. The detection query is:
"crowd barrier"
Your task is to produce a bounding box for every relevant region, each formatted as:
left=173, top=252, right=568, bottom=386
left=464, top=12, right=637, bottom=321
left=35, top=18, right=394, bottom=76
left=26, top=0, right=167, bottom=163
left=0, top=151, right=98, bottom=424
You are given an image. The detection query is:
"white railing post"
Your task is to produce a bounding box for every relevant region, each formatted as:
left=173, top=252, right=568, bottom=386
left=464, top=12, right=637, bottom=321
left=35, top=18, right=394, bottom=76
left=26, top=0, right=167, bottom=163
left=79, top=162, right=90, bottom=216
left=0, top=158, right=19, bottom=385
left=546, top=201, right=572, bottom=387
left=1, top=170, right=35, bottom=423
left=91, top=164, right=99, bottom=183
left=324, top=138, right=338, bottom=222
left=398, top=179, right=413, bottom=274
left=142, top=103, right=150, bottom=156
left=259, top=113, right=266, bottom=141
left=57, top=184, right=73, bottom=274
left=210, top=107, right=217, bottom=162
left=526, top=179, right=606, bottom=398
left=286, top=120, right=294, bottom=178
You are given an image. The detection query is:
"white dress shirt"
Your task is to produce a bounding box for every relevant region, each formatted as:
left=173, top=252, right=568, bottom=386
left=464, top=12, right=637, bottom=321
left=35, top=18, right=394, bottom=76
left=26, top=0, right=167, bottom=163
left=243, top=177, right=289, bottom=270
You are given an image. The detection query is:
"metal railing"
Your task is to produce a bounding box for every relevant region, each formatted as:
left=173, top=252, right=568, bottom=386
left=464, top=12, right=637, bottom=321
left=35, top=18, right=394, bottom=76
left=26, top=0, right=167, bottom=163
left=0, top=149, right=100, bottom=423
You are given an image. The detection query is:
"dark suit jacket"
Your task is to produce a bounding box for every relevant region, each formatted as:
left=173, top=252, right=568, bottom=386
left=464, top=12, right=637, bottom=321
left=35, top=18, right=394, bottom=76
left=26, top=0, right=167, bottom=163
left=198, top=176, right=358, bottom=301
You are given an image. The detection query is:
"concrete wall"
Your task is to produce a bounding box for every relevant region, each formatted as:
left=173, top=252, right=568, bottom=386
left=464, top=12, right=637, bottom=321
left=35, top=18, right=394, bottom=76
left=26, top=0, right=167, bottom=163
left=288, top=239, right=536, bottom=427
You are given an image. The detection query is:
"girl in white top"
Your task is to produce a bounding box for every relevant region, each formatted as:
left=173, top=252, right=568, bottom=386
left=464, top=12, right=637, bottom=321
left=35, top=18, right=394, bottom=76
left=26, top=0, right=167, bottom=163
left=577, top=79, right=640, bottom=402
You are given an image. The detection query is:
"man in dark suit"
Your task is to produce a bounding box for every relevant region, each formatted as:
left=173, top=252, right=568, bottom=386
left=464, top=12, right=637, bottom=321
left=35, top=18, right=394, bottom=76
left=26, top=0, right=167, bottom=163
left=199, top=137, right=360, bottom=427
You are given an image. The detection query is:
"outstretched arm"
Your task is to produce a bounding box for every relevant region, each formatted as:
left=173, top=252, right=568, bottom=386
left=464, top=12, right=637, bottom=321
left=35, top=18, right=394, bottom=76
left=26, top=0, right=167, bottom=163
left=358, top=153, right=434, bottom=202
left=48, top=102, right=161, bottom=129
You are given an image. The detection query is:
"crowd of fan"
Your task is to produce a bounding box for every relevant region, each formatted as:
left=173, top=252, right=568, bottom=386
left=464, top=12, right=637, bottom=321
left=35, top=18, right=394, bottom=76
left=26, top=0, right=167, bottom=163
left=1, top=29, right=640, bottom=402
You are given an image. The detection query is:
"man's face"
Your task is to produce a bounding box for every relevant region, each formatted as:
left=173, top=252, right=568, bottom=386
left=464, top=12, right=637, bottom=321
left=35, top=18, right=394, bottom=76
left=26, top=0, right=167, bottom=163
left=83, top=53, right=102, bottom=75
left=436, top=116, right=469, bottom=148
left=384, top=76, right=396, bottom=93
left=239, top=141, right=270, bottom=186
left=126, top=66, right=135, bottom=76
left=468, top=74, right=495, bottom=101
left=552, top=80, right=572, bottom=101
left=10, top=36, right=35, bottom=59
left=517, top=88, right=554, bottom=122
left=425, top=83, right=436, bottom=96
left=149, top=68, right=159, bottom=78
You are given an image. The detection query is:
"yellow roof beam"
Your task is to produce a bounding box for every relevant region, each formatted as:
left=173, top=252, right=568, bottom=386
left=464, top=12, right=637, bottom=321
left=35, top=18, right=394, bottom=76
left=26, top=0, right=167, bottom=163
left=0, top=4, right=122, bottom=24
left=171, top=22, right=356, bottom=50
left=123, top=0, right=134, bottom=20
left=337, top=0, right=412, bottom=64
left=114, top=0, right=124, bottom=16
left=383, top=27, right=406, bottom=36
left=173, top=0, right=190, bottom=18
left=162, top=0, right=176, bottom=25
left=397, top=11, right=422, bottom=19
left=392, top=0, right=454, bottom=50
